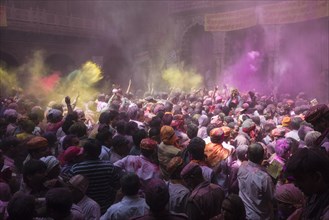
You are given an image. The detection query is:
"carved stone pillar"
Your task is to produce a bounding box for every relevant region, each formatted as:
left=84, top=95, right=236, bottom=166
left=211, top=31, right=226, bottom=85
left=263, top=25, right=282, bottom=93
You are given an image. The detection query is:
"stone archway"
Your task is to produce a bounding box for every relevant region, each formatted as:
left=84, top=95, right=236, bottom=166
left=180, top=23, right=216, bottom=87
left=45, top=53, right=76, bottom=75
left=0, top=51, right=19, bottom=69
left=0, top=51, right=20, bottom=97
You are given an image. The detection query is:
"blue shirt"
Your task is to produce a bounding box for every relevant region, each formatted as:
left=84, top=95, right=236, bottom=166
left=100, top=195, right=149, bottom=220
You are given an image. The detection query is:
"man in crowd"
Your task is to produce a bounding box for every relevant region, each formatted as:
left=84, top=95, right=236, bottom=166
left=285, top=148, right=329, bottom=219
left=101, top=173, right=149, bottom=220
left=237, top=143, right=274, bottom=220
left=181, top=162, right=225, bottom=220
left=68, top=138, right=123, bottom=214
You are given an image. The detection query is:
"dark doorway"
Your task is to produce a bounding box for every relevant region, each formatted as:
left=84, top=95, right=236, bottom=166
left=0, top=51, right=19, bottom=69
left=224, top=25, right=269, bottom=92
left=45, top=53, right=76, bottom=75
left=181, top=24, right=215, bottom=87
left=102, top=44, right=131, bottom=90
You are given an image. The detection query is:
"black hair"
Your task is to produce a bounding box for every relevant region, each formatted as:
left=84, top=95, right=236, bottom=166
left=114, top=120, right=127, bottom=135
left=164, top=101, right=173, bottom=112
left=5, top=114, right=18, bottom=124
left=46, top=188, right=72, bottom=217
left=207, top=123, right=219, bottom=136
left=121, top=173, right=141, bottom=196
left=62, top=134, right=79, bottom=150
left=263, top=122, right=276, bottom=133
left=248, top=143, right=264, bottom=164
left=224, top=194, right=246, bottom=220
left=149, top=127, right=161, bottom=144
left=222, top=106, right=230, bottom=116
left=68, top=122, right=87, bottom=138
left=99, top=111, right=111, bottom=124
left=7, top=193, right=36, bottom=220
left=162, top=114, right=173, bottom=126
left=187, top=137, right=206, bottom=160
left=132, top=129, right=148, bottom=149
left=145, top=179, right=169, bottom=212
left=83, top=138, right=101, bottom=159
left=118, top=112, right=130, bottom=122
left=251, top=116, right=261, bottom=126
left=149, top=116, right=162, bottom=129
left=95, top=128, right=113, bottom=145
left=290, top=117, right=303, bottom=130
left=108, top=110, right=119, bottom=121
left=0, top=136, right=20, bottom=152
left=224, top=116, right=234, bottom=125
left=127, top=106, right=138, bottom=120
left=28, top=110, right=44, bottom=123
left=18, top=119, right=35, bottom=134
left=112, top=135, right=129, bottom=149
left=23, top=159, right=47, bottom=178
left=126, top=121, right=138, bottom=136
left=186, top=123, right=198, bottom=139
left=43, top=132, right=57, bottom=146
left=156, top=111, right=165, bottom=119
left=285, top=148, right=329, bottom=184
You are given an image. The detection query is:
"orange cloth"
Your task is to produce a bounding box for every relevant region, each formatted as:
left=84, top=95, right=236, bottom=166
left=204, top=142, right=230, bottom=167
left=282, top=116, right=291, bottom=127
left=26, top=136, right=48, bottom=150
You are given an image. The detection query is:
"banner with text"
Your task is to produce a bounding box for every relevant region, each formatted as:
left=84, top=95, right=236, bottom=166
left=205, top=1, right=329, bottom=32
left=260, top=1, right=329, bottom=25
left=205, top=8, right=257, bottom=32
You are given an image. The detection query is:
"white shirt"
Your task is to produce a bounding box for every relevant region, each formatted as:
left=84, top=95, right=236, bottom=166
left=77, top=195, right=101, bottom=220
left=203, top=136, right=211, bottom=144
left=114, top=155, right=160, bottom=181
left=109, top=150, right=123, bottom=164
left=285, top=130, right=300, bottom=141
left=99, top=145, right=111, bottom=161
left=222, top=141, right=235, bottom=154
left=97, top=101, right=108, bottom=112
left=100, top=195, right=149, bottom=220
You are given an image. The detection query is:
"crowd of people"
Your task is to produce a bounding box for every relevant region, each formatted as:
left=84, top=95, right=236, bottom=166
left=0, top=85, right=328, bottom=220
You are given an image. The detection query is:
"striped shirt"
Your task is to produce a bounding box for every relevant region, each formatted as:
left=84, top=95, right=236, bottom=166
left=77, top=195, right=101, bottom=220
left=69, top=160, right=123, bottom=214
